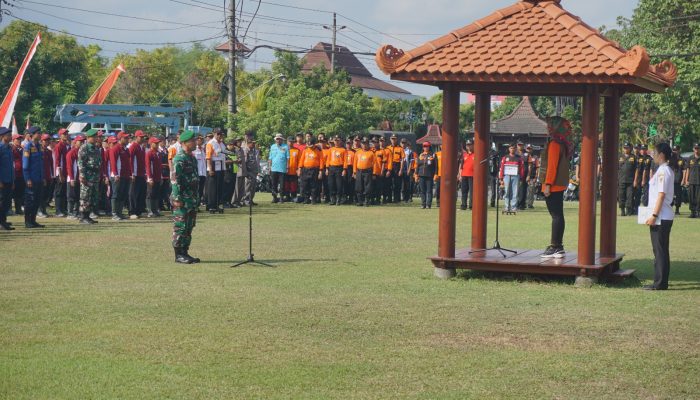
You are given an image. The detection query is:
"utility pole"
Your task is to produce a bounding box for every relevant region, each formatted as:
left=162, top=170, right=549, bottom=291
left=324, top=13, right=346, bottom=75
left=227, top=0, right=237, bottom=132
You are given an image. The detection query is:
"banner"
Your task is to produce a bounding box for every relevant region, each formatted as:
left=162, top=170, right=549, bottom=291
left=66, top=63, right=126, bottom=133
left=11, top=116, right=18, bottom=136
left=0, top=32, right=42, bottom=128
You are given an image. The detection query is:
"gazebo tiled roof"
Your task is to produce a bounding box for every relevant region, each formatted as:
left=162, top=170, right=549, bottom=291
left=416, top=124, right=442, bottom=146
left=491, top=96, right=548, bottom=136
left=376, top=0, right=677, bottom=93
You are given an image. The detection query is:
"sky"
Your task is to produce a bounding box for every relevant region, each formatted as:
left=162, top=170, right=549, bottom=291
left=1, top=0, right=639, bottom=98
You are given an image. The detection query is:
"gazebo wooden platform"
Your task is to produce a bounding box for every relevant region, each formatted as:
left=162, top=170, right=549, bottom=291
left=376, top=0, right=677, bottom=283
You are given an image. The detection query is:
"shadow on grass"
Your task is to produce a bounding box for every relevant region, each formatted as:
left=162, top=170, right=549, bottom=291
left=199, top=258, right=338, bottom=265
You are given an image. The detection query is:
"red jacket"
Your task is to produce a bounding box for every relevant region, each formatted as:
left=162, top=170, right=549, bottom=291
left=53, top=140, right=69, bottom=178
left=128, top=142, right=146, bottom=177
left=66, top=147, right=80, bottom=181
left=145, top=149, right=162, bottom=182
left=100, top=147, right=108, bottom=179
left=460, top=152, right=474, bottom=177
left=499, top=154, right=524, bottom=179
left=12, top=145, right=23, bottom=179
left=43, top=149, right=54, bottom=179
left=109, top=143, right=132, bottom=178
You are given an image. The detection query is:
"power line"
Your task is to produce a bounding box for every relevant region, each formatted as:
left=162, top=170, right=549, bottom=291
left=168, top=0, right=221, bottom=13
left=240, top=0, right=260, bottom=42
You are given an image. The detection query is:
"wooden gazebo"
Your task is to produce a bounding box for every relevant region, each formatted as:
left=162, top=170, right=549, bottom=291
left=490, top=96, right=549, bottom=149
left=376, top=0, right=677, bottom=282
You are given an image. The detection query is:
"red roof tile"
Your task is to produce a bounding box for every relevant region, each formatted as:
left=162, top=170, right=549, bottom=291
left=375, top=0, right=677, bottom=92
left=215, top=40, right=250, bottom=53
left=417, top=124, right=443, bottom=146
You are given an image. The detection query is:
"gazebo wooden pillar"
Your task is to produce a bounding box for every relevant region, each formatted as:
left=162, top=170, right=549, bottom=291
left=375, top=0, right=677, bottom=283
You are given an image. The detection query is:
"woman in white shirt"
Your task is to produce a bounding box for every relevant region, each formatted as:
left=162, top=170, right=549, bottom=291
left=643, top=142, right=675, bottom=291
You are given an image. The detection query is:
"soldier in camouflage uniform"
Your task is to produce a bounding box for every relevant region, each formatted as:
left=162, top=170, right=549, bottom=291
left=77, top=129, right=103, bottom=225
left=171, top=130, right=200, bottom=264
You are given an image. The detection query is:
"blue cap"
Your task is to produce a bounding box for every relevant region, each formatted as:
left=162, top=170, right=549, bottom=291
left=26, top=126, right=40, bottom=134
left=0, top=127, right=11, bottom=136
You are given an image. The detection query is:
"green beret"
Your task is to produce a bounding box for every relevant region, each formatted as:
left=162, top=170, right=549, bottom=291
left=179, top=130, right=195, bottom=142
left=85, top=128, right=99, bottom=137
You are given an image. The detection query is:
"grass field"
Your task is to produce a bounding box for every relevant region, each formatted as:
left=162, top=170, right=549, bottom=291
left=1, top=196, right=699, bottom=399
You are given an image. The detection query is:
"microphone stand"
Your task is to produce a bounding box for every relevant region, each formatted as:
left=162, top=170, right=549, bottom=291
left=231, top=167, right=274, bottom=268
left=470, top=155, right=517, bottom=258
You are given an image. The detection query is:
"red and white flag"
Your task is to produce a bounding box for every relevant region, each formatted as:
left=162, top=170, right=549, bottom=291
left=11, top=116, right=18, bottom=136
left=0, top=32, right=41, bottom=128
left=26, top=115, right=30, bottom=130
left=66, top=63, right=126, bottom=133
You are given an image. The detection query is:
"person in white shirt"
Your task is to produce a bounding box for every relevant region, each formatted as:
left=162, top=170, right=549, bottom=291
left=192, top=135, right=207, bottom=206
left=643, top=142, right=675, bottom=291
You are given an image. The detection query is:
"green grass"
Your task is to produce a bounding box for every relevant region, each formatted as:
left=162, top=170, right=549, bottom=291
left=1, top=196, right=699, bottom=399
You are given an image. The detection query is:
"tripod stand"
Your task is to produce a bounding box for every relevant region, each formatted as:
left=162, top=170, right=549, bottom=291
left=469, top=178, right=517, bottom=258
left=231, top=199, right=274, bottom=268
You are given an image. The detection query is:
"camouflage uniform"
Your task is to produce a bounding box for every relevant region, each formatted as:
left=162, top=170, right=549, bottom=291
left=78, top=142, right=102, bottom=214
left=171, top=148, right=199, bottom=249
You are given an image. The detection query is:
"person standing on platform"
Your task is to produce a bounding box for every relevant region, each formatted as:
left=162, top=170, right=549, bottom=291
left=0, top=127, right=15, bottom=230
left=538, top=117, right=573, bottom=258
left=242, top=139, right=260, bottom=206
left=671, top=145, right=685, bottom=215
left=284, top=136, right=300, bottom=203
left=77, top=129, right=102, bottom=225
left=66, top=135, right=83, bottom=219
left=38, top=134, right=54, bottom=218
left=353, top=138, right=375, bottom=207
left=618, top=142, right=638, bottom=216
left=643, top=142, right=675, bottom=290
left=11, top=133, right=24, bottom=216
left=415, top=141, right=436, bottom=209
left=525, top=144, right=539, bottom=209
left=297, top=138, right=324, bottom=204
left=499, top=143, right=524, bottom=213
left=145, top=136, right=163, bottom=217
left=52, top=128, right=70, bottom=217
left=400, top=138, right=415, bottom=203
left=459, top=140, right=475, bottom=210
left=325, top=136, right=347, bottom=206
left=434, top=146, right=442, bottom=208
left=170, top=130, right=200, bottom=264
left=109, top=132, right=132, bottom=221
left=344, top=139, right=356, bottom=204
left=205, top=130, right=226, bottom=213
left=268, top=134, right=289, bottom=204
left=22, top=127, right=45, bottom=228
left=640, top=144, right=653, bottom=207
left=684, top=143, right=700, bottom=218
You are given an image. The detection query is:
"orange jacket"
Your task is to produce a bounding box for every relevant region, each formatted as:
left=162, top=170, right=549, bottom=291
left=345, top=149, right=355, bottom=169
left=287, top=147, right=300, bottom=175
left=545, top=141, right=567, bottom=192
left=386, top=145, right=403, bottom=167
left=354, top=149, right=375, bottom=173
left=373, top=149, right=386, bottom=175
left=299, top=146, right=324, bottom=169
left=326, top=146, right=347, bottom=168
left=434, top=151, right=442, bottom=179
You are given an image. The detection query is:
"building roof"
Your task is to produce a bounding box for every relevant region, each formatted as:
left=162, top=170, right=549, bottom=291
left=215, top=40, right=251, bottom=53
left=416, top=124, right=442, bottom=146
left=491, top=97, right=548, bottom=135
left=303, top=42, right=415, bottom=99
left=375, top=0, right=677, bottom=93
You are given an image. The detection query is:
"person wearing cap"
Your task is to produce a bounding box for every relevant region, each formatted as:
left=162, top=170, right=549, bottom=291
left=459, top=140, right=475, bottom=210
left=109, top=132, right=133, bottom=220
left=632, top=143, right=645, bottom=213
left=11, top=133, right=24, bottom=216
left=0, top=127, right=15, bottom=230
left=318, top=133, right=332, bottom=203
left=344, top=139, right=356, bottom=204
left=499, top=143, right=524, bottom=213
left=159, top=137, right=172, bottom=212
left=297, top=138, right=324, bottom=204
left=671, top=145, right=686, bottom=215
left=415, top=141, right=436, bottom=209
left=268, top=133, right=290, bottom=204
left=241, top=138, right=260, bottom=207
left=399, top=138, right=415, bottom=203
left=385, top=134, right=403, bottom=203
left=128, top=130, right=147, bottom=219
left=76, top=129, right=102, bottom=224
left=374, top=136, right=390, bottom=204
left=52, top=128, right=70, bottom=217
left=618, top=141, right=639, bottom=216
left=22, top=126, right=45, bottom=228
left=284, top=136, right=301, bottom=203
left=170, top=130, right=200, bottom=264
left=37, top=133, right=54, bottom=218
left=293, top=133, right=306, bottom=152
left=525, top=144, right=539, bottom=209
left=684, top=143, right=700, bottom=218
left=324, top=136, right=347, bottom=206
left=433, top=145, right=443, bottom=208
left=353, top=139, right=375, bottom=207
left=538, top=117, right=573, bottom=258
left=145, top=136, right=163, bottom=217
left=222, top=138, right=240, bottom=208
left=205, top=129, right=226, bottom=213
left=368, top=140, right=383, bottom=205
left=639, top=144, right=654, bottom=207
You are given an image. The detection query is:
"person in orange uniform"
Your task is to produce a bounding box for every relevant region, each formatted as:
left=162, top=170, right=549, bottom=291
left=344, top=139, right=356, bottom=204
left=318, top=133, right=331, bottom=203
left=370, top=139, right=384, bottom=205
left=325, top=135, right=347, bottom=206
left=376, top=137, right=391, bottom=203
left=459, top=139, right=475, bottom=210
left=538, top=117, right=573, bottom=259
left=385, top=134, right=404, bottom=203
left=284, top=136, right=300, bottom=203
left=297, top=138, right=324, bottom=204
left=415, top=141, right=437, bottom=209
left=433, top=146, right=442, bottom=207
left=353, top=138, right=375, bottom=207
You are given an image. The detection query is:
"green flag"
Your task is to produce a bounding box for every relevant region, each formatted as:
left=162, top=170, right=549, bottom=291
left=649, top=124, right=658, bottom=137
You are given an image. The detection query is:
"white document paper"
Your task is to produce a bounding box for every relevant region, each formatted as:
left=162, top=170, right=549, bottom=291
left=504, top=165, right=518, bottom=176
left=637, top=206, right=661, bottom=225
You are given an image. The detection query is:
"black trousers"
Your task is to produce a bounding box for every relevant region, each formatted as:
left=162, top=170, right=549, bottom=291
left=206, top=171, right=224, bottom=210
left=402, top=173, right=413, bottom=202
left=434, top=178, right=441, bottom=203
left=12, top=178, right=24, bottom=213
left=633, top=184, right=642, bottom=210
left=99, top=179, right=109, bottom=213
left=372, top=175, right=383, bottom=203
left=0, top=185, right=11, bottom=223
left=130, top=176, right=147, bottom=216
left=517, top=179, right=528, bottom=209
left=41, top=178, right=55, bottom=213
left=489, top=175, right=499, bottom=206
left=54, top=179, right=67, bottom=214
left=545, top=190, right=565, bottom=247
left=320, top=174, right=330, bottom=202
left=419, top=177, right=434, bottom=207
left=641, top=183, right=650, bottom=207
left=355, top=169, right=372, bottom=204
left=198, top=176, right=206, bottom=205
left=619, top=182, right=634, bottom=212
left=24, top=180, right=43, bottom=220
left=160, top=180, right=171, bottom=210
left=328, top=167, right=344, bottom=200
left=300, top=168, right=319, bottom=202
left=460, top=176, right=473, bottom=208
left=344, top=167, right=355, bottom=202
left=146, top=181, right=161, bottom=213
left=673, top=182, right=683, bottom=211
left=68, top=181, right=81, bottom=216
left=391, top=163, right=402, bottom=202
left=270, top=171, right=284, bottom=199
left=650, top=220, right=673, bottom=289
left=110, top=177, right=130, bottom=216
left=223, top=171, right=236, bottom=205
left=689, top=184, right=700, bottom=213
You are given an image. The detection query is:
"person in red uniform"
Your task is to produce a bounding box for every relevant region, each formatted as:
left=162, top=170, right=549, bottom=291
left=52, top=128, right=70, bottom=217
left=38, top=133, right=54, bottom=218
left=66, top=135, right=84, bottom=219
left=459, top=139, right=475, bottom=210
left=128, top=130, right=147, bottom=219
left=109, top=131, right=132, bottom=220
left=145, top=136, right=163, bottom=217
left=11, top=134, right=24, bottom=215
left=499, top=144, right=524, bottom=213
left=539, top=117, right=573, bottom=258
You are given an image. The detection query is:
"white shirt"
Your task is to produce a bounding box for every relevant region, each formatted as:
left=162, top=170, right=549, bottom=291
left=193, top=146, right=207, bottom=177
left=648, top=162, right=674, bottom=221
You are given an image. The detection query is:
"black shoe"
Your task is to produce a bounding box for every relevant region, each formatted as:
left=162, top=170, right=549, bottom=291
left=184, top=248, right=200, bottom=263
left=0, top=222, right=14, bottom=231
left=642, top=285, right=667, bottom=291
left=621, top=209, right=627, bottom=216
left=174, top=248, right=193, bottom=264
left=218, top=208, right=224, bottom=214
left=460, top=205, right=467, bottom=210
left=209, top=210, right=217, bottom=214
left=690, top=213, right=697, bottom=219
left=541, top=245, right=565, bottom=259
left=79, top=218, right=91, bottom=225
left=421, top=205, right=426, bottom=209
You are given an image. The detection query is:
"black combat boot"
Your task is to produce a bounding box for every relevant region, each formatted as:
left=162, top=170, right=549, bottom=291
left=183, top=247, right=200, bottom=263
left=31, top=213, right=45, bottom=228
left=174, top=248, right=193, bottom=264
left=79, top=212, right=91, bottom=224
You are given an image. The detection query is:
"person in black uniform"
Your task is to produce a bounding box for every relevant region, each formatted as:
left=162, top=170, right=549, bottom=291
left=618, top=142, right=638, bottom=216
left=415, top=141, right=436, bottom=209
left=632, top=143, right=644, bottom=213
left=671, top=145, right=685, bottom=215
left=516, top=141, right=529, bottom=210
left=684, top=143, right=700, bottom=218
left=640, top=144, right=653, bottom=207
left=489, top=148, right=500, bottom=207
